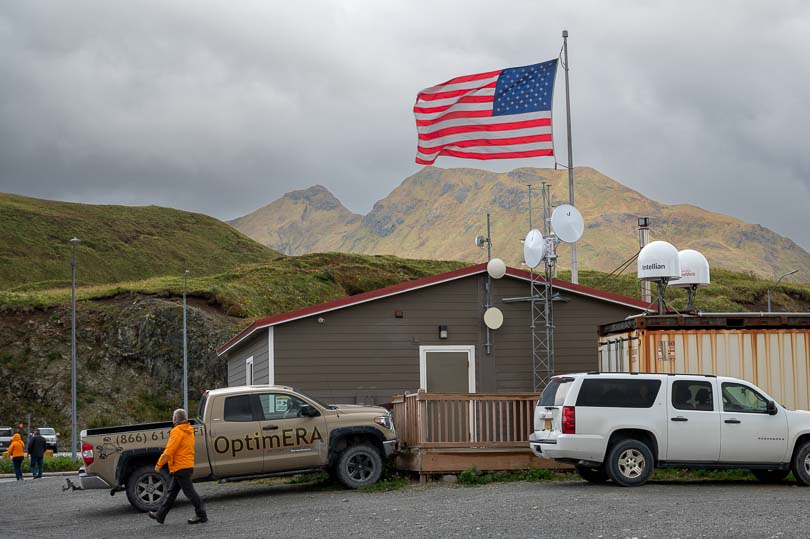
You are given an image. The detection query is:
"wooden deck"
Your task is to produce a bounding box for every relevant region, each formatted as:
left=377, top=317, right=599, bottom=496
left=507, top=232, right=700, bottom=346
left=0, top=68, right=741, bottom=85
left=391, top=391, right=569, bottom=478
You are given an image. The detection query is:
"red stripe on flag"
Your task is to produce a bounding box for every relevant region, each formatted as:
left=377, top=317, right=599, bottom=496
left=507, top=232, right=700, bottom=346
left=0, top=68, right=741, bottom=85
left=417, top=117, right=552, bottom=141
left=418, top=133, right=553, bottom=155
left=413, top=95, right=493, bottom=114
left=415, top=109, right=492, bottom=127
left=416, top=147, right=554, bottom=165
left=417, top=81, right=497, bottom=101
left=436, top=69, right=502, bottom=86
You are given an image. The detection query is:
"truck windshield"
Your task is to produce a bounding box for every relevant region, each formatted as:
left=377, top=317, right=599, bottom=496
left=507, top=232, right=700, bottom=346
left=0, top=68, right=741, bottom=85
left=539, top=377, right=574, bottom=406
left=38, top=428, right=55, bottom=435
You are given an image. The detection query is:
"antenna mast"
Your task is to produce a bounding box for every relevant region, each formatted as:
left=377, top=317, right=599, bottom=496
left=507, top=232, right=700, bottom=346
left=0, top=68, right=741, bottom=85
left=530, top=183, right=556, bottom=391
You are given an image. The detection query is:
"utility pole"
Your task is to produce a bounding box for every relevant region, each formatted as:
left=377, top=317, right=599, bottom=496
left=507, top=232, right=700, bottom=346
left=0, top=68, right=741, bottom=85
left=70, top=237, right=80, bottom=463
left=638, top=218, right=651, bottom=304
left=768, top=269, right=798, bottom=312
left=183, top=269, right=190, bottom=413
left=562, top=29, right=578, bottom=284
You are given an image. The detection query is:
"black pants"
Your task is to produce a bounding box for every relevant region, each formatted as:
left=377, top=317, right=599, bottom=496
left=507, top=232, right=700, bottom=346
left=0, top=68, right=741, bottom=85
left=156, top=468, right=206, bottom=519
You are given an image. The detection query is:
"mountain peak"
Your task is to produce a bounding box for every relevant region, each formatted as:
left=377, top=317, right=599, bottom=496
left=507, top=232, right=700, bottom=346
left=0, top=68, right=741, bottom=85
left=283, top=185, right=343, bottom=211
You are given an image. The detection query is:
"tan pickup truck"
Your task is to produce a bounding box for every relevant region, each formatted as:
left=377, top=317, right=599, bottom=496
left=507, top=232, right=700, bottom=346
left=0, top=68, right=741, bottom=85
left=79, top=385, right=397, bottom=512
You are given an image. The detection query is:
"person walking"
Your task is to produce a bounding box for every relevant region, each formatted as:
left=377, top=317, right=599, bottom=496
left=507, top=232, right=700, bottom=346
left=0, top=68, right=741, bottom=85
left=8, top=433, right=25, bottom=481
left=148, top=409, right=207, bottom=525
left=27, top=429, right=47, bottom=479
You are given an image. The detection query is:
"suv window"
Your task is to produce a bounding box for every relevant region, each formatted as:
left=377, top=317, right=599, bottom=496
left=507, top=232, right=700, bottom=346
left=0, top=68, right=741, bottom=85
left=223, top=395, right=256, bottom=422
left=576, top=379, right=661, bottom=408
left=258, top=394, right=309, bottom=421
left=722, top=383, right=768, bottom=413
left=539, top=378, right=574, bottom=406
left=0, top=428, right=12, bottom=436
left=672, top=380, right=714, bottom=411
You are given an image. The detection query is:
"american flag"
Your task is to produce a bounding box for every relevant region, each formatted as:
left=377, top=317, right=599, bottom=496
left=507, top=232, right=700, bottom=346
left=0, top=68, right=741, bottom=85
left=414, top=59, right=558, bottom=165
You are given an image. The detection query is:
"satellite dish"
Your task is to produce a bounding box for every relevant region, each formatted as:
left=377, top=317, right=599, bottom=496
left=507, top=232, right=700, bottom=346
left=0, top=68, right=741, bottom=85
left=474, top=235, right=487, bottom=248
left=671, top=250, right=710, bottom=288
left=523, top=229, right=546, bottom=269
left=483, top=307, right=504, bottom=330
left=550, top=204, right=584, bottom=243
left=637, top=241, right=681, bottom=281
left=487, top=258, right=506, bottom=279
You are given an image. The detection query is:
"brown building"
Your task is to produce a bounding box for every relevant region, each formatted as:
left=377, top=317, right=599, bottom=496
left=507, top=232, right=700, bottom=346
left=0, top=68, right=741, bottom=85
left=217, top=264, right=650, bottom=405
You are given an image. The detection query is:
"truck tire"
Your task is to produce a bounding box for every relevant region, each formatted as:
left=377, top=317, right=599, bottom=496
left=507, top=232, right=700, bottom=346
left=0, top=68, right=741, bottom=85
left=125, top=464, right=170, bottom=512
left=792, top=441, right=810, bottom=486
left=605, top=439, right=654, bottom=487
left=751, top=469, right=790, bottom=483
left=575, top=464, right=609, bottom=483
left=335, top=444, right=383, bottom=489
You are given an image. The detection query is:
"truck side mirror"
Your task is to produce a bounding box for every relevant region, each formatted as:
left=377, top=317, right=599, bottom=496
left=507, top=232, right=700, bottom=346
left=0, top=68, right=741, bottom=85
left=300, top=405, right=320, bottom=418
left=767, top=400, right=778, bottom=415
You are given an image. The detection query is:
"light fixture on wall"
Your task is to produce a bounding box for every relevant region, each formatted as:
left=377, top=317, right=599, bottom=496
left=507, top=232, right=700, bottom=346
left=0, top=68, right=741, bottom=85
left=438, top=325, right=448, bottom=339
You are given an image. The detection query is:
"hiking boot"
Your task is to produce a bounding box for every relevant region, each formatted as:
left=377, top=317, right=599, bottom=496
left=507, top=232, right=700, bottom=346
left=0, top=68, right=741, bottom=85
left=188, top=515, right=208, bottom=524
left=148, top=512, right=165, bottom=524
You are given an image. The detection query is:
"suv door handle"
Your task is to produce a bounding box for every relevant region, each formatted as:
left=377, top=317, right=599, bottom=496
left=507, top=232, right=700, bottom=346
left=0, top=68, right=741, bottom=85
left=671, top=417, right=688, bottom=422
left=262, top=425, right=279, bottom=431
left=724, top=419, right=741, bottom=424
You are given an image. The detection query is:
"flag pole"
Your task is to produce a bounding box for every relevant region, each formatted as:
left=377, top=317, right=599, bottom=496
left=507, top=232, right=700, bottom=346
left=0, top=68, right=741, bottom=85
left=562, top=29, right=578, bottom=284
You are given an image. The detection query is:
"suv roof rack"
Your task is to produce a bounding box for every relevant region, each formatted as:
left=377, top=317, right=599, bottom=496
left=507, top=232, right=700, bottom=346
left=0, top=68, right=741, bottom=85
left=585, top=371, right=717, bottom=378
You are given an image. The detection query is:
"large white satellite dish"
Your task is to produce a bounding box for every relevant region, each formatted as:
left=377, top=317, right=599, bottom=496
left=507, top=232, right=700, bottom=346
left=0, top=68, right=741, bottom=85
left=483, top=307, right=504, bottom=330
left=523, top=229, right=546, bottom=269
left=550, top=204, right=584, bottom=243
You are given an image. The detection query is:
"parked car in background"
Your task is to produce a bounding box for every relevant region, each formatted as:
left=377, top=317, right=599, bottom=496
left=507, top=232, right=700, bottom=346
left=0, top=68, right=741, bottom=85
left=0, top=426, right=13, bottom=452
left=36, top=427, right=59, bottom=452
left=530, top=372, right=810, bottom=487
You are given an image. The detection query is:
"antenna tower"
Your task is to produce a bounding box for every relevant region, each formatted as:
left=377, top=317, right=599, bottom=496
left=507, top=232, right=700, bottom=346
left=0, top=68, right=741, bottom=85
left=530, top=183, right=556, bottom=391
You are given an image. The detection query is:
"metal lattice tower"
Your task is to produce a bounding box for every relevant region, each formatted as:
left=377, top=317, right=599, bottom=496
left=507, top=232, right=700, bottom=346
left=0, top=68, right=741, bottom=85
left=530, top=184, right=556, bottom=391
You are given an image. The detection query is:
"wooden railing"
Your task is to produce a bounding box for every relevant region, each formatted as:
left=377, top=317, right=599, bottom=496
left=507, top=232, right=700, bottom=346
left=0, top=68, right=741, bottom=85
left=391, top=391, right=539, bottom=449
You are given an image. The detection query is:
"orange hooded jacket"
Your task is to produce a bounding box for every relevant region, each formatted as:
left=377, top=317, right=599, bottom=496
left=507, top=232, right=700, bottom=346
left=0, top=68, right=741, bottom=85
left=8, top=433, right=24, bottom=458
left=156, top=421, right=195, bottom=473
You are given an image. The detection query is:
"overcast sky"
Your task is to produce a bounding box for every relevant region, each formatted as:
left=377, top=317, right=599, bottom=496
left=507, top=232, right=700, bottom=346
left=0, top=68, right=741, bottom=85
left=1, top=1, right=808, bottom=251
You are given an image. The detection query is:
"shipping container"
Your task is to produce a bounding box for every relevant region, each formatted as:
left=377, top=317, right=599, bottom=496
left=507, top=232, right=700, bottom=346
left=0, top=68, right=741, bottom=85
left=598, top=314, right=810, bottom=411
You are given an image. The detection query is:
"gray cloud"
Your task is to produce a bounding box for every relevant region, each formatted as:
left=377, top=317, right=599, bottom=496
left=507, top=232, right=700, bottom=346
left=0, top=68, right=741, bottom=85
left=1, top=0, right=808, bottom=256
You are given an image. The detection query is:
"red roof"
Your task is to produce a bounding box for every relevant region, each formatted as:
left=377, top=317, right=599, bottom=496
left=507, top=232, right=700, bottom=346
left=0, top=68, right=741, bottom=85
left=217, top=263, right=652, bottom=355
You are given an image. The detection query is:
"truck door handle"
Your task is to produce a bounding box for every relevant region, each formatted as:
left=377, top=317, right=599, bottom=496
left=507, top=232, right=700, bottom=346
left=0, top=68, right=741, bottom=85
left=671, top=417, right=688, bottom=422
left=262, top=425, right=279, bottom=431
left=724, top=419, right=741, bottom=424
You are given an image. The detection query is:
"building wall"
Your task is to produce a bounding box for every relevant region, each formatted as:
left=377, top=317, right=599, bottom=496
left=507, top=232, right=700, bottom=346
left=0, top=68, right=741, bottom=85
left=255, top=273, right=640, bottom=404
left=227, top=328, right=269, bottom=387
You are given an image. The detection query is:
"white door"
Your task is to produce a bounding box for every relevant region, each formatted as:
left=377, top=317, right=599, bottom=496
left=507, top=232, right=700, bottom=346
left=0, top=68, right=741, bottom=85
left=665, top=378, right=721, bottom=462
left=419, top=346, right=476, bottom=443
left=719, top=381, right=789, bottom=463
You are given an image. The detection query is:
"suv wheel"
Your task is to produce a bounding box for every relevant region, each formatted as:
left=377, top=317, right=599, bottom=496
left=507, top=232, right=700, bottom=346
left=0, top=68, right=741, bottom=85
left=792, top=441, right=810, bottom=486
left=575, top=464, right=609, bottom=483
left=606, top=439, right=654, bottom=487
left=125, top=464, right=170, bottom=512
left=335, top=444, right=383, bottom=489
left=751, top=469, right=790, bottom=483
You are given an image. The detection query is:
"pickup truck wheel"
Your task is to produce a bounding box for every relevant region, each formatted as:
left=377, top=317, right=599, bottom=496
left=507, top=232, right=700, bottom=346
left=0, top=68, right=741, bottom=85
left=335, top=444, right=383, bottom=489
left=605, top=439, right=653, bottom=487
left=751, top=469, right=790, bottom=483
left=792, top=442, right=810, bottom=486
left=125, top=465, right=170, bottom=512
left=575, top=464, right=609, bottom=483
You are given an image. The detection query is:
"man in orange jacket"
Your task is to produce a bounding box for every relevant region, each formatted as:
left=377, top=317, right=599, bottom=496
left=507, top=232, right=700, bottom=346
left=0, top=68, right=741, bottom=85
left=148, top=409, right=208, bottom=524
left=8, top=433, right=25, bottom=481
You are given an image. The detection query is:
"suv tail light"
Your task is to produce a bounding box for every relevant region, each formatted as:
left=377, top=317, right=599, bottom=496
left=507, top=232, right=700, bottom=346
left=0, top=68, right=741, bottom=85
left=562, top=406, right=576, bottom=434
left=81, top=442, right=94, bottom=466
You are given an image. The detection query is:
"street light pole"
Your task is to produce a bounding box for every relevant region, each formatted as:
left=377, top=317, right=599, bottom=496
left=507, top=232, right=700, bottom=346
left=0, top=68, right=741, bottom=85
left=767, top=269, right=798, bottom=313
left=69, top=237, right=80, bottom=463
left=183, top=270, right=190, bottom=414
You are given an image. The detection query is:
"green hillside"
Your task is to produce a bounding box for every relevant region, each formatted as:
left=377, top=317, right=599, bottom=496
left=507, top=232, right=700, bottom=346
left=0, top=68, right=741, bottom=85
left=0, top=193, right=280, bottom=290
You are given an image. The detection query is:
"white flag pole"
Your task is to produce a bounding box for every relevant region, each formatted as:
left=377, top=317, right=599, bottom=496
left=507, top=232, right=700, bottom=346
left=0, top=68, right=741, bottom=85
left=562, top=29, right=578, bottom=284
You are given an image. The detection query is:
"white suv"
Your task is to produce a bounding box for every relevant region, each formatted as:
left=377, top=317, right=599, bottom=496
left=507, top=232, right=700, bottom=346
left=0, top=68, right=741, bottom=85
left=529, top=373, right=810, bottom=486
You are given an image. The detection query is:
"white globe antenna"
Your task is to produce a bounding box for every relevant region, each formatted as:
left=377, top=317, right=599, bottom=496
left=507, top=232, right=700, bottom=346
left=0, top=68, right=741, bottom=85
left=550, top=204, right=584, bottom=243
left=671, top=249, right=710, bottom=311
left=523, top=229, right=546, bottom=269
left=487, top=258, right=506, bottom=279
left=483, top=307, right=504, bottom=330
left=637, top=240, right=681, bottom=314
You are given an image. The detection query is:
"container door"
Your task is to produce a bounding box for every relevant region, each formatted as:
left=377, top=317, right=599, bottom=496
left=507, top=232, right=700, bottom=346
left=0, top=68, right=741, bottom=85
left=666, top=378, right=721, bottom=462
left=719, top=381, right=789, bottom=463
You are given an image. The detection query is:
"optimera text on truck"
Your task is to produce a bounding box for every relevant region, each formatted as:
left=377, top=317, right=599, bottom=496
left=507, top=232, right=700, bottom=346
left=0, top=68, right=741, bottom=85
left=78, top=385, right=398, bottom=511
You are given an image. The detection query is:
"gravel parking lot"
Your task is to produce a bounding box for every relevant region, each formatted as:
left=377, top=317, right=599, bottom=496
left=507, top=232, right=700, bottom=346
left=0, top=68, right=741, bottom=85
left=1, top=475, right=809, bottom=538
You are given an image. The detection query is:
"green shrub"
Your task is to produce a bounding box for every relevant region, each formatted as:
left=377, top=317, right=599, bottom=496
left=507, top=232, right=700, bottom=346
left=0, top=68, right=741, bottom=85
left=0, top=455, right=81, bottom=474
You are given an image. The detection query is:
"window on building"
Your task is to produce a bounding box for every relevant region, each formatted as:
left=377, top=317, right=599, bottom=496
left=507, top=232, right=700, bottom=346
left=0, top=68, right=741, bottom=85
left=576, top=379, right=661, bottom=408
left=672, top=380, right=714, bottom=411
left=245, top=356, right=254, bottom=385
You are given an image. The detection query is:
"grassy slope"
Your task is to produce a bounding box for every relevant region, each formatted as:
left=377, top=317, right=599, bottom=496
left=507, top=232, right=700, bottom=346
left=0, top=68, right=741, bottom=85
left=0, top=193, right=280, bottom=290
left=2, top=252, right=807, bottom=317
